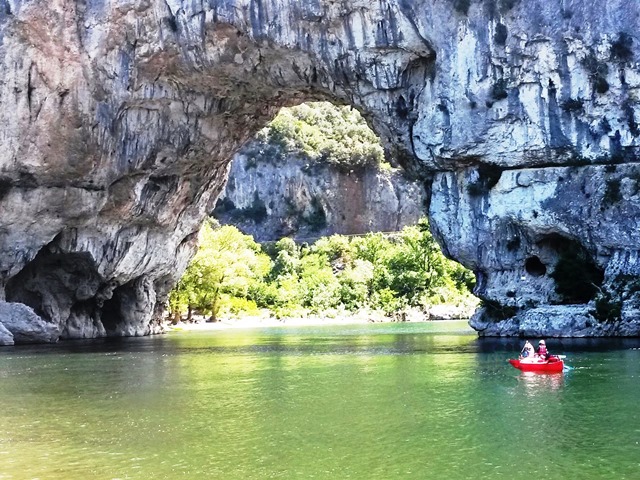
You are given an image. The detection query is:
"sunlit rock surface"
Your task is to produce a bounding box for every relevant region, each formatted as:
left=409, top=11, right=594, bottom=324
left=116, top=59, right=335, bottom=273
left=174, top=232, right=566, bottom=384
left=215, top=149, right=426, bottom=242
left=0, top=0, right=639, bottom=341
left=0, top=302, right=59, bottom=344
left=0, top=320, right=13, bottom=346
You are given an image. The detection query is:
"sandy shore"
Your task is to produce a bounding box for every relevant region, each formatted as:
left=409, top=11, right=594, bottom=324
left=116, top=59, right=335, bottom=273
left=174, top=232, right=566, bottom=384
left=165, top=307, right=473, bottom=332
left=165, top=315, right=391, bottom=331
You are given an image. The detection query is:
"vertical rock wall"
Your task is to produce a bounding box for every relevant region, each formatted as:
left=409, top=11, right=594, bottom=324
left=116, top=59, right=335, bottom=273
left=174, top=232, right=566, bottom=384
left=215, top=149, right=427, bottom=242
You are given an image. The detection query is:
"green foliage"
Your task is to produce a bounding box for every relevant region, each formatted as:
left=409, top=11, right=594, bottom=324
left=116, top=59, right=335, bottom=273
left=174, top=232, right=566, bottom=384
left=591, top=274, right=640, bottom=323
left=311, top=234, right=353, bottom=264
left=270, top=249, right=300, bottom=280
left=593, top=290, right=622, bottom=323
left=375, top=221, right=448, bottom=304
left=169, top=219, right=477, bottom=320
left=255, top=102, right=386, bottom=171
left=168, top=221, right=271, bottom=321
left=274, top=237, right=299, bottom=258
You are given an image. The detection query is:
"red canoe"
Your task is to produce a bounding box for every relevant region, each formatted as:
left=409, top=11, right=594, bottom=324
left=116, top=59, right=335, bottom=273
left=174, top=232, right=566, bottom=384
left=509, top=356, right=564, bottom=373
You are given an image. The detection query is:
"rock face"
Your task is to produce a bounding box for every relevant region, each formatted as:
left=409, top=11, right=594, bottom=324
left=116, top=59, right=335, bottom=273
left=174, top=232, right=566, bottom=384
left=0, top=0, right=639, bottom=342
left=215, top=148, right=426, bottom=241
left=0, top=321, right=14, bottom=346
left=0, top=302, right=59, bottom=344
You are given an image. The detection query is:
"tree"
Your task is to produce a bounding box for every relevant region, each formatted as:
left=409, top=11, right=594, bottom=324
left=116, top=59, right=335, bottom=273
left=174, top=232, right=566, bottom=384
left=169, top=218, right=477, bottom=320
left=373, top=220, right=449, bottom=306
left=169, top=222, right=271, bottom=321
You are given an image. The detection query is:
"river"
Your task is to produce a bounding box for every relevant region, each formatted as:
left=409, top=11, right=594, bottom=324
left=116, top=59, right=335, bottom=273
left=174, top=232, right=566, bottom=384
left=0, top=320, right=639, bottom=479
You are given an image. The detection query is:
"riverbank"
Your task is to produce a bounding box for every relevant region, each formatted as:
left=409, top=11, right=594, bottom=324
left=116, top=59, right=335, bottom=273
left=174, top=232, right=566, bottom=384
left=166, top=304, right=476, bottom=332
left=168, top=316, right=378, bottom=331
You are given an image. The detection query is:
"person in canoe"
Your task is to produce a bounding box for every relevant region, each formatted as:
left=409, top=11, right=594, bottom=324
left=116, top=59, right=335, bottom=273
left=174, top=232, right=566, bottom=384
left=536, top=340, right=549, bottom=360
left=520, top=340, right=535, bottom=358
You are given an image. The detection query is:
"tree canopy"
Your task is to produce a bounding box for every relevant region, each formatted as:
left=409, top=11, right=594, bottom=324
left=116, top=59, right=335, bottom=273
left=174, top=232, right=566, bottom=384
left=252, top=102, right=387, bottom=171
left=168, top=219, right=477, bottom=321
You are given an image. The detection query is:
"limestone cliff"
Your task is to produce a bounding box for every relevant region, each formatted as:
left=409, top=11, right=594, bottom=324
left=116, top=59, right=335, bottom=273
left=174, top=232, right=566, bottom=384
left=214, top=145, right=426, bottom=242
left=0, top=0, right=639, bottom=343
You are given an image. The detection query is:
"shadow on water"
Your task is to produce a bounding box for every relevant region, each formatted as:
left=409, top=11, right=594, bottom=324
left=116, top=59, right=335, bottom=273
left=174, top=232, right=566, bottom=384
left=0, top=336, right=174, bottom=356
left=3, top=322, right=640, bottom=359
left=474, top=336, right=640, bottom=355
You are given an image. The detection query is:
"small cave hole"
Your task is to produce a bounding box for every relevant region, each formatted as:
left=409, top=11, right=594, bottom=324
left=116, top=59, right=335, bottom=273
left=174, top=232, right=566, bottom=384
left=539, top=235, right=605, bottom=304
left=525, top=256, right=546, bottom=277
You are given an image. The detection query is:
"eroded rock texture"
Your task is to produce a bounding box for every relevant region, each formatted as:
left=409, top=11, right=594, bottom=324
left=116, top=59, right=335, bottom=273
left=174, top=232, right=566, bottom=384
left=215, top=148, right=426, bottom=242
left=0, top=0, right=639, bottom=342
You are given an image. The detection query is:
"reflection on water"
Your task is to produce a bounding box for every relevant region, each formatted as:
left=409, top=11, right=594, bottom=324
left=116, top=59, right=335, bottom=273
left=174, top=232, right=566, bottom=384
left=0, top=321, right=639, bottom=479
left=518, top=371, right=565, bottom=396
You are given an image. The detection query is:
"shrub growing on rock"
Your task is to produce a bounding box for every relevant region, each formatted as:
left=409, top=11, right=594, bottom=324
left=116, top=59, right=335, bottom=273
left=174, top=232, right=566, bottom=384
left=602, top=178, right=622, bottom=208
left=257, top=102, right=386, bottom=172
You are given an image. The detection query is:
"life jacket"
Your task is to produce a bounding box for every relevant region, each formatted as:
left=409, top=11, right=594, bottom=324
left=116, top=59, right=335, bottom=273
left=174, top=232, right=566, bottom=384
left=537, top=345, right=548, bottom=357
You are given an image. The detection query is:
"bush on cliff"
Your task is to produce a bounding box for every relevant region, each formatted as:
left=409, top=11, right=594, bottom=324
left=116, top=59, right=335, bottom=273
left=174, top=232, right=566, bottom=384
left=253, top=102, right=386, bottom=171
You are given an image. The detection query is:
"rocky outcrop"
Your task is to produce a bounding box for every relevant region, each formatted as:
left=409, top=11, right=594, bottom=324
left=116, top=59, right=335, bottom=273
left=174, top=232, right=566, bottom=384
left=471, top=305, right=640, bottom=337
left=0, top=302, right=59, bottom=344
left=0, top=0, right=639, bottom=342
left=215, top=148, right=426, bottom=241
left=0, top=321, right=14, bottom=346
left=433, top=163, right=640, bottom=335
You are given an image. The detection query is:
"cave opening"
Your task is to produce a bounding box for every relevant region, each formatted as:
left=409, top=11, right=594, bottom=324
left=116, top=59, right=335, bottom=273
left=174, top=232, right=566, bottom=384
left=1, top=241, right=121, bottom=339
left=525, top=256, right=547, bottom=277
left=5, top=246, right=102, bottom=325
left=540, top=234, right=605, bottom=304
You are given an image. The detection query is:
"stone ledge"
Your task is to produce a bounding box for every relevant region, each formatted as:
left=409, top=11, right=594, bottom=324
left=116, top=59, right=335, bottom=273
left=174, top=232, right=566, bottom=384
left=470, top=305, right=640, bottom=337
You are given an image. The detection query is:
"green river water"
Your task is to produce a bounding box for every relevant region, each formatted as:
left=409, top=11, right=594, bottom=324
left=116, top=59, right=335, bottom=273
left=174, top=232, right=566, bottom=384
left=0, top=320, right=639, bottom=479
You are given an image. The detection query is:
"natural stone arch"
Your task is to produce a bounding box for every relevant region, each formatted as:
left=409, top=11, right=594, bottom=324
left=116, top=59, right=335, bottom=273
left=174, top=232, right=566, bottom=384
left=0, top=0, right=639, bottom=343
left=215, top=100, right=429, bottom=242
